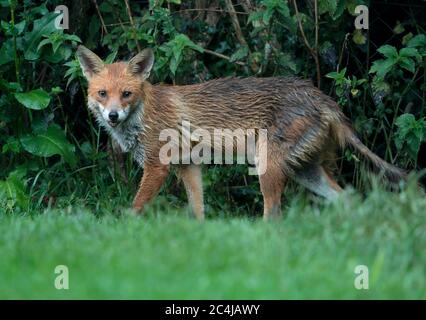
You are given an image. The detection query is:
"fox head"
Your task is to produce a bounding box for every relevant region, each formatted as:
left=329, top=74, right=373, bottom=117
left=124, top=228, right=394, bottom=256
left=76, top=46, right=154, bottom=128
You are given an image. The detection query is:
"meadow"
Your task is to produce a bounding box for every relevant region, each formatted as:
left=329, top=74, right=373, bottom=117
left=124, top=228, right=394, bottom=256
left=1, top=181, right=425, bottom=299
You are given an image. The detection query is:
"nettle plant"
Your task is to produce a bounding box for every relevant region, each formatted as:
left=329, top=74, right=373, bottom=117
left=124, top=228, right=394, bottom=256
left=326, top=68, right=367, bottom=106
left=0, top=2, right=80, bottom=211
left=369, top=35, right=426, bottom=166
left=79, top=0, right=206, bottom=84
left=327, top=34, right=426, bottom=169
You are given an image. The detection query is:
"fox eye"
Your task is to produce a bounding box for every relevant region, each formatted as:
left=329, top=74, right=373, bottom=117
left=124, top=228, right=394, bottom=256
left=98, top=90, right=107, bottom=98
left=122, top=91, right=132, bottom=98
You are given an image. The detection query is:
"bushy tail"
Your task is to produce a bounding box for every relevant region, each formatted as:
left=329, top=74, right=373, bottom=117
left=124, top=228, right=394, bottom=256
left=341, top=124, right=407, bottom=184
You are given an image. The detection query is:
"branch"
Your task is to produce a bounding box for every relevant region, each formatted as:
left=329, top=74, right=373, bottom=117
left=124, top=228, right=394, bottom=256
left=292, top=0, right=321, bottom=88
left=172, top=8, right=249, bottom=15
left=314, top=0, right=320, bottom=88
left=124, top=0, right=142, bottom=52
left=224, top=0, right=248, bottom=47
left=240, top=0, right=253, bottom=13
left=203, top=48, right=246, bottom=66
left=92, top=0, right=108, bottom=36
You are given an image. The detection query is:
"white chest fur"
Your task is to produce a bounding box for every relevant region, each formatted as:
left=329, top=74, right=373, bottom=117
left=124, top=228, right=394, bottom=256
left=109, top=116, right=145, bottom=166
left=89, top=100, right=145, bottom=166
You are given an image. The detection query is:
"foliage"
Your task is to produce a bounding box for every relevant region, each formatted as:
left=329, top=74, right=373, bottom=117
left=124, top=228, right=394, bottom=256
left=0, top=0, right=425, bottom=214
left=395, top=114, right=426, bottom=164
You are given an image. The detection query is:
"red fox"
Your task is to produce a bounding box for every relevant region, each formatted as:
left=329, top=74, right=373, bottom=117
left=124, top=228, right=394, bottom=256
left=77, top=46, right=406, bottom=220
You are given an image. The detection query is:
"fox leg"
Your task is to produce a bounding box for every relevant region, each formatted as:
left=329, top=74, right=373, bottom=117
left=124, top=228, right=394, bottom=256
left=258, top=159, right=286, bottom=220
left=177, top=165, right=204, bottom=220
left=292, top=164, right=342, bottom=200
left=132, top=163, right=170, bottom=213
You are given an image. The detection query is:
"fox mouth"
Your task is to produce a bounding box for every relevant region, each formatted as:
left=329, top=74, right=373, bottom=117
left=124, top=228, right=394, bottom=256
left=108, top=120, right=120, bottom=128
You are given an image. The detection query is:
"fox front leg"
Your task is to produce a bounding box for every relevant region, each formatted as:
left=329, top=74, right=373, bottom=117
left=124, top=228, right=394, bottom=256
left=132, top=164, right=170, bottom=213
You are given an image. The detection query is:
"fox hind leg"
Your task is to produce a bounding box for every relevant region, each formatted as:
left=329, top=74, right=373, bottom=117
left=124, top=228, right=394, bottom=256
left=177, top=164, right=205, bottom=221
left=292, top=163, right=342, bottom=200
left=258, top=158, right=286, bottom=220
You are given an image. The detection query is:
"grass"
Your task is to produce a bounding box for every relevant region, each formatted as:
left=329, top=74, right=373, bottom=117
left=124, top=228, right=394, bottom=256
left=0, top=182, right=425, bottom=299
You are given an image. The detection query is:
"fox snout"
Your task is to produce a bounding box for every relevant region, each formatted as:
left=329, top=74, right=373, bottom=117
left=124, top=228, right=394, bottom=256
left=96, top=102, right=131, bottom=127
left=108, top=110, right=119, bottom=122
left=107, top=108, right=121, bottom=127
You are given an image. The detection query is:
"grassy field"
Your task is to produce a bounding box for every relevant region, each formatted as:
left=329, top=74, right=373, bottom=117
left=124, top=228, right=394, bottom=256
left=0, top=182, right=425, bottom=299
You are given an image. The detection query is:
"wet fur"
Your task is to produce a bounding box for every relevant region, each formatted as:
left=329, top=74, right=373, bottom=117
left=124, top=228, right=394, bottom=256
left=77, top=46, right=406, bottom=220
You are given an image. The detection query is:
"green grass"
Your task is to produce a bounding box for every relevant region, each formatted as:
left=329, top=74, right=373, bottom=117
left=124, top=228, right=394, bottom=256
left=0, top=183, right=425, bottom=299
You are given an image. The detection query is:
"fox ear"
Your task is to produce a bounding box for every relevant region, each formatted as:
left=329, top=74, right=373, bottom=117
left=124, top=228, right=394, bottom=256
left=76, top=45, right=104, bottom=80
left=127, top=48, right=154, bottom=80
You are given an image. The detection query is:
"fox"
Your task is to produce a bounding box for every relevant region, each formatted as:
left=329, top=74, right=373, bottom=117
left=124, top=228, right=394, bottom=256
left=76, top=45, right=407, bottom=220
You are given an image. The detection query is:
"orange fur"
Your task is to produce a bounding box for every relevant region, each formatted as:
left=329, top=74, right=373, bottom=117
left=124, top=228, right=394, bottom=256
left=77, top=46, right=407, bottom=220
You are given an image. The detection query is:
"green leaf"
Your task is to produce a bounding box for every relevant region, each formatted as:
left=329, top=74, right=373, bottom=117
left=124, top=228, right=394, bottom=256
left=326, top=67, right=346, bottom=80
left=24, top=12, right=60, bottom=60
left=396, top=113, right=415, bottom=130
left=277, top=52, right=298, bottom=73
left=161, top=34, right=203, bottom=75
left=399, top=47, right=420, bottom=61
left=275, top=0, right=290, bottom=17
left=169, top=56, right=179, bottom=75
left=43, top=45, right=72, bottom=63
left=2, top=136, right=21, bottom=154
left=0, top=79, right=22, bottom=92
left=377, top=45, right=398, bottom=59
left=371, top=77, right=390, bottom=97
left=263, top=8, right=274, bottom=25
left=326, top=71, right=339, bottom=79
left=20, top=125, right=77, bottom=166
left=399, top=47, right=419, bottom=57
left=37, top=38, right=51, bottom=51
left=402, top=32, right=414, bottom=46
left=369, top=58, right=395, bottom=78
left=352, top=29, right=366, bottom=45
left=0, top=170, right=29, bottom=209
left=175, top=34, right=203, bottom=53
left=395, top=114, right=426, bottom=159
left=0, top=39, right=14, bottom=66
left=407, top=34, right=426, bottom=48
left=14, top=89, right=51, bottom=110
left=63, top=34, right=82, bottom=43
left=99, top=2, right=113, bottom=12
left=248, top=11, right=263, bottom=26
left=399, top=58, right=415, bottom=73
left=230, top=46, right=249, bottom=63
left=319, top=0, right=337, bottom=16
left=105, top=51, right=118, bottom=64
left=332, top=0, right=346, bottom=19
left=393, top=21, right=404, bottom=35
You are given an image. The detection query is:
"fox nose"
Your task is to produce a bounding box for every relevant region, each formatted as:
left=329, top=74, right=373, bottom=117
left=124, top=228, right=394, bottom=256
left=109, top=111, right=119, bottom=122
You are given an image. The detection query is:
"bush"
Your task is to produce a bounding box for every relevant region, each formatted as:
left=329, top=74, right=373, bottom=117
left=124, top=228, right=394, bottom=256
left=0, top=0, right=425, bottom=214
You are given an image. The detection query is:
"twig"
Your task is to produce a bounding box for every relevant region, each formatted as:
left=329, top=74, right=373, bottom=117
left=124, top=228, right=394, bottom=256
left=336, top=33, right=349, bottom=73
left=292, top=1, right=313, bottom=54
left=239, top=0, right=253, bottom=13
left=292, top=0, right=321, bottom=88
left=329, top=33, right=349, bottom=96
left=10, top=5, right=19, bottom=84
left=124, top=0, right=142, bottom=52
left=314, top=0, right=319, bottom=62
left=105, top=22, right=131, bottom=27
left=172, top=8, right=249, bottom=15
left=224, top=0, right=248, bottom=46
left=92, top=0, right=108, bottom=36
left=203, top=48, right=246, bottom=66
